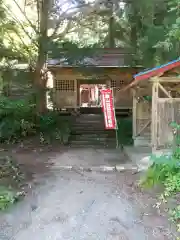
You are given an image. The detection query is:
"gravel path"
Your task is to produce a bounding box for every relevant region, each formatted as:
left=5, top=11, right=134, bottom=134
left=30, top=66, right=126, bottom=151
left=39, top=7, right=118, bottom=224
left=0, top=148, right=178, bottom=240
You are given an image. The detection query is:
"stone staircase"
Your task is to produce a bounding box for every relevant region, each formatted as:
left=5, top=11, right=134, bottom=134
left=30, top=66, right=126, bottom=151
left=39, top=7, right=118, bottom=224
left=70, top=114, right=116, bottom=148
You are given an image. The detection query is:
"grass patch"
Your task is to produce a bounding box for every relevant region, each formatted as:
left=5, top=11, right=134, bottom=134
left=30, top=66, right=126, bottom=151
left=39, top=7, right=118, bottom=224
left=0, top=155, right=26, bottom=211
left=140, top=144, right=180, bottom=234
left=0, top=187, right=23, bottom=210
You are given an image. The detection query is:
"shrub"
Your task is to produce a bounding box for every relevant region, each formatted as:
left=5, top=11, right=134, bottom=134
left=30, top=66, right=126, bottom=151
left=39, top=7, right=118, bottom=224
left=0, top=156, right=25, bottom=211
left=117, top=117, right=133, bottom=145
left=0, top=187, right=21, bottom=210
left=0, top=97, right=72, bottom=211
left=38, top=112, right=71, bottom=144
left=0, top=97, right=35, bottom=142
left=140, top=122, right=180, bottom=231
left=0, top=97, right=72, bottom=144
left=140, top=153, right=180, bottom=188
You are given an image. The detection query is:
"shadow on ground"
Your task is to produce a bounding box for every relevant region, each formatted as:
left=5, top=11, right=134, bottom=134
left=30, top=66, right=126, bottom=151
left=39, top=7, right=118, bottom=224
left=0, top=140, right=178, bottom=239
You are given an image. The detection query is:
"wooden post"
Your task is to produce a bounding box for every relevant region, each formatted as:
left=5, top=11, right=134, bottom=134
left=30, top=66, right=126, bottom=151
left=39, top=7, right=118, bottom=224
left=74, top=78, right=77, bottom=109
left=132, top=89, right=137, bottom=140
left=152, top=79, right=159, bottom=153
left=52, top=71, right=56, bottom=111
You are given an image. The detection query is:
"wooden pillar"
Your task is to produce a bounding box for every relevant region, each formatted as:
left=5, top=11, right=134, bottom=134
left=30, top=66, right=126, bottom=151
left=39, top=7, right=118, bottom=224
left=52, top=70, right=56, bottom=111
left=74, top=78, right=77, bottom=109
left=152, top=79, right=159, bottom=152
left=132, top=89, right=137, bottom=140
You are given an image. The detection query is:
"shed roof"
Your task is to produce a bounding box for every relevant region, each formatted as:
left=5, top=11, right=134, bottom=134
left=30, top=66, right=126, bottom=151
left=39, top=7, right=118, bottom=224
left=134, top=58, right=180, bottom=82
left=118, top=58, right=180, bottom=92
left=47, top=48, right=138, bottom=67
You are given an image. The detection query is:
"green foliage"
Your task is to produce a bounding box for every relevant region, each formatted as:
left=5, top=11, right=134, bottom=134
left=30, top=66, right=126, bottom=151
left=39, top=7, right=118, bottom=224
left=117, top=117, right=133, bottom=145
left=0, top=187, right=21, bottom=210
left=48, top=40, right=97, bottom=66
left=169, top=205, right=180, bottom=234
left=140, top=154, right=180, bottom=188
left=164, top=172, right=180, bottom=197
left=0, top=97, right=72, bottom=211
left=0, top=156, right=25, bottom=183
left=0, top=97, right=35, bottom=142
left=141, top=122, right=180, bottom=231
left=38, top=112, right=71, bottom=144
left=122, top=0, right=180, bottom=66
left=0, top=155, right=25, bottom=211
left=0, top=97, right=72, bottom=144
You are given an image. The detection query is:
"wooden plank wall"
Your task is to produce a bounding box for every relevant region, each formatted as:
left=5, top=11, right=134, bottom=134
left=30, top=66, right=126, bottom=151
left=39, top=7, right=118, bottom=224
left=51, top=68, right=137, bottom=109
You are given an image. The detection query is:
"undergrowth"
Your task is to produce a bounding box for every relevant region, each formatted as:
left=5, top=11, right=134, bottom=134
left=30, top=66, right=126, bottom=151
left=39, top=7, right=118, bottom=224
left=140, top=122, right=180, bottom=234
left=0, top=156, right=25, bottom=210
left=0, top=187, right=20, bottom=210
left=0, top=96, right=72, bottom=210
left=0, top=96, right=72, bottom=144
left=117, top=117, right=133, bottom=145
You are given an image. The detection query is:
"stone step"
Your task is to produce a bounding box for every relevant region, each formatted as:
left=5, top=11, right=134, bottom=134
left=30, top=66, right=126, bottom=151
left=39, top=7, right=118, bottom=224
left=72, top=122, right=105, bottom=128
left=74, top=117, right=104, bottom=121
left=71, top=138, right=116, bottom=144
left=73, top=120, right=104, bottom=125
left=76, top=114, right=103, bottom=118
left=71, top=129, right=115, bottom=135
left=68, top=144, right=116, bottom=149
left=72, top=126, right=106, bottom=131
left=71, top=133, right=115, bottom=140
left=75, top=115, right=104, bottom=119
left=70, top=138, right=116, bottom=143
left=134, top=137, right=151, bottom=147
left=70, top=133, right=116, bottom=140
left=69, top=140, right=116, bottom=147
left=74, top=115, right=104, bottom=120
left=70, top=114, right=116, bottom=148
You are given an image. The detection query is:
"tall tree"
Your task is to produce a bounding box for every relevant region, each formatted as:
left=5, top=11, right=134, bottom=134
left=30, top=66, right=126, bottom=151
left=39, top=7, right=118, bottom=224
left=5, top=0, right=121, bottom=112
left=123, top=0, right=180, bottom=66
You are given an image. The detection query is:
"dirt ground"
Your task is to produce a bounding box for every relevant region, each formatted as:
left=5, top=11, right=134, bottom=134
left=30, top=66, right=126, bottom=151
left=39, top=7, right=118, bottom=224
left=116, top=172, right=178, bottom=238
left=0, top=138, right=62, bottom=186
left=0, top=140, right=179, bottom=239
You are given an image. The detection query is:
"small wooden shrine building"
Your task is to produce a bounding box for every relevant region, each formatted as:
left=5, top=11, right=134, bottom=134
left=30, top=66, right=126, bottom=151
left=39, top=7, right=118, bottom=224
left=128, top=58, right=180, bottom=152
left=47, top=48, right=142, bottom=112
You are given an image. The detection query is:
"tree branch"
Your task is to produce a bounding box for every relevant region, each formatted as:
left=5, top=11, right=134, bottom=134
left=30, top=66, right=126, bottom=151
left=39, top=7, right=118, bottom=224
left=12, top=0, right=39, bottom=34
left=8, top=28, right=37, bottom=59
left=50, top=20, right=72, bottom=39
left=36, top=0, right=40, bottom=32
left=3, top=4, right=38, bottom=47
left=50, top=0, right=109, bottom=38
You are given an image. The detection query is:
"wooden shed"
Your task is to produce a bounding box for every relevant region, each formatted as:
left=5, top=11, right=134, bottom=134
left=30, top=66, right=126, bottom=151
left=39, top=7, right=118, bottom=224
left=129, top=58, right=180, bottom=152
left=47, top=48, right=142, bottom=112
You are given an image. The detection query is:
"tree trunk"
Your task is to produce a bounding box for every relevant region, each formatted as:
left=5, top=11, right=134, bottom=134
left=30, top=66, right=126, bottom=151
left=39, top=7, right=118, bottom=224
left=108, top=5, right=115, bottom=48
left=108, top=16, right=115, bottom=48
left=34, top=0, right=49, bottom=113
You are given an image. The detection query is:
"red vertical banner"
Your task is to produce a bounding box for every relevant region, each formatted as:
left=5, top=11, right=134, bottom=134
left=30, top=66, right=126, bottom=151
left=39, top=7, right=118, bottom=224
left=101, top=89, right=116, bottom=130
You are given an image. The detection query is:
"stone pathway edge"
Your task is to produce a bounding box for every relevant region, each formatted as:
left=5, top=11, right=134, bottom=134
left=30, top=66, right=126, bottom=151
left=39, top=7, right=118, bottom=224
left=51, top=164, right=140, bottom=173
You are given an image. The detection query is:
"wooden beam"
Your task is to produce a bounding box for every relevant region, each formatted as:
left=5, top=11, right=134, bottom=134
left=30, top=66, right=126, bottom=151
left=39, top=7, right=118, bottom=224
left=151, top=76, right=160, bottom=82
left=156, top=72, right=164, bottom=78
left=158, top=82, right=172, bottom=98
left=135, top=120, right=151, bottom=138
left=150, top=77, right=180, bottom=82
left=169, top=85, right=180, bottom=91
left=158, top=98, right=180, bottom=103
left=171, top=68, right=180, bottom=74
